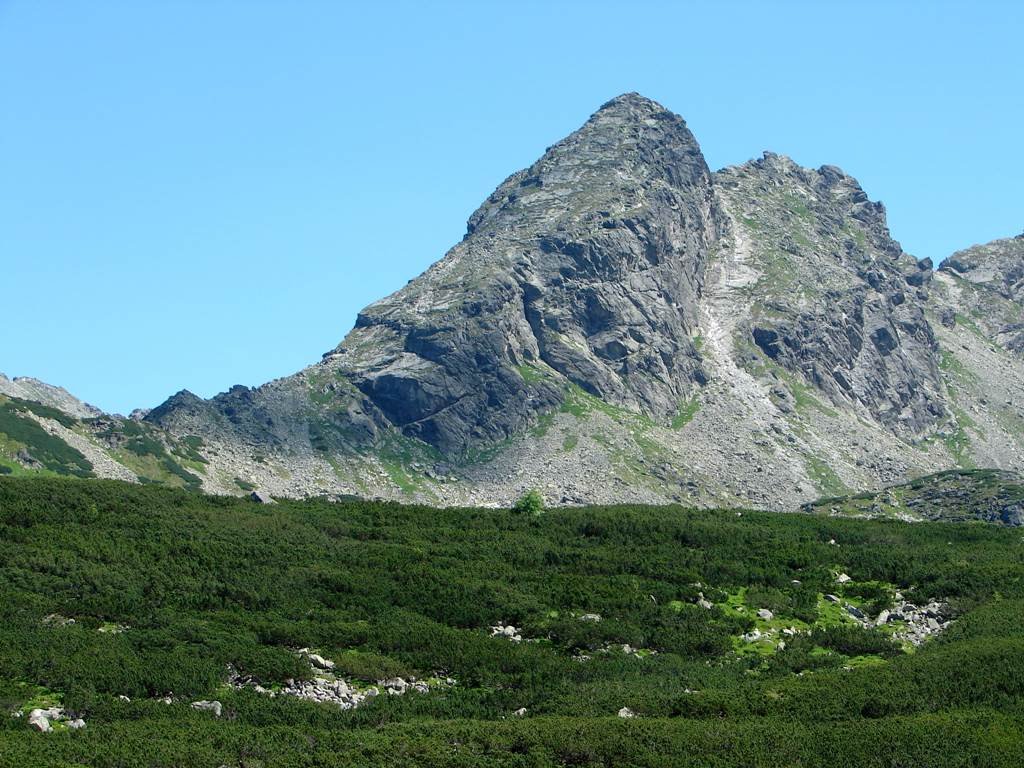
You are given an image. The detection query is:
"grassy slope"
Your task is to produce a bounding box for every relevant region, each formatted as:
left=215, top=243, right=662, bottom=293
left=804, top=468, right=1024, bottom=526
left=0, top=476, right=1023, bottom=766
left=0, top=395, right=207, bottom=491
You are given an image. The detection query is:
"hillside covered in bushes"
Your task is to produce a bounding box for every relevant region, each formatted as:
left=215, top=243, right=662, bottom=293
left=1, top=476, right=1024, bottom=766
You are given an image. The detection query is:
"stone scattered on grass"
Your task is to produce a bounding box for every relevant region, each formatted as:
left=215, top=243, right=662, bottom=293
left=228, top=653, right=456, bottom=711
left=26, top=707, right=84, bottom=733
left=490, top=624, right=523, bottom=642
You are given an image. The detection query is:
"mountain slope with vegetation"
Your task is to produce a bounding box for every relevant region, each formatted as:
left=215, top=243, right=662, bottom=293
left=804, top=468, right=1024, bottom=526
left=1, top=475, right=1024, bottom=765
left=3, top=94, right=1023, bottom=508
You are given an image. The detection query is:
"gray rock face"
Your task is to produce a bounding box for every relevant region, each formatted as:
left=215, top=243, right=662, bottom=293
left=324, top=93, right=721, bottom=455
left=939, top=233, right=1024, bottom=353
left=714, top=154, right=945, bottom=436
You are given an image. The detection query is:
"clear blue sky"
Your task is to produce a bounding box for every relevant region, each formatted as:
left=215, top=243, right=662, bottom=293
left=2, top=1, right=1021, bottom=414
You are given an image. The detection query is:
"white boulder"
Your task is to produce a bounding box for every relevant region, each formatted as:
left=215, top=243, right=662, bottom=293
left=191, top=700, right=223, bottom=717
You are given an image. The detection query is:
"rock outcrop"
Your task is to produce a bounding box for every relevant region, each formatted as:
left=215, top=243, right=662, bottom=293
left=803, top=469, right=1024, bottom=526
left=0, top=374, right=102, bottom=419
left=938, top=233, right=1024, bottom=353
left=715, top=154, right=946, bottom=436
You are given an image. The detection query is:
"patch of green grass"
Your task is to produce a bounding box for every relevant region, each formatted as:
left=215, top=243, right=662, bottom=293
left=6, top=682, right=63, bottom=715
left=562, top=434, right=578, bottom=452
left=234, top=477, right=257, bottom=492
left=671, top=397, right=701, bottom=429
left=529, top=412, right=555, bottom=439
left=804, top=456, right=850, bottom=497
left=942, top=406, right=978, bottom=468
left=175, top=435, right=209, bottom=465
left=744, top=359, right=840, bottom=421
left=939, top=349, right=980, bottom=385
left=786, top=377, right=839, bottom=418
left=843, top=224, right=868, bottom=250
left=954, top=313, right=990, bottom=343
left=370, top=434, right=441, bottom=499
left=514, top=363, right=548, bottom=384
left=782, top=192, right=813, bottom=221
left=560, top=384, right=656, bottom=429
left=792, top=230, right=813, bottom=249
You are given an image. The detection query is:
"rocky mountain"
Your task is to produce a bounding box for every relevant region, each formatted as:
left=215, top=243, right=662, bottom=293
left=3, top=94, right=1023, bottom=508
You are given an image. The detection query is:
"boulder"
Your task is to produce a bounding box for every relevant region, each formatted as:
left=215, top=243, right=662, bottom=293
left=27, top=709, right=53, bottom=732
left=191, top=700, right=223, bottom=717
left=308, top=653, right=335, bottom=670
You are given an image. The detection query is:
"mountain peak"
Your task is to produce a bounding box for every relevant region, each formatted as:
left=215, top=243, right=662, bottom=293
left=461, top=93, right=706, bottom=242
left=595, top=91, right=669, bottom=115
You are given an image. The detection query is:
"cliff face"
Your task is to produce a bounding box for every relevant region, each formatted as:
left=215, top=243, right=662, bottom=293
left=713, top=153, right=946, bottom=438
left=6, top=94, right=1023, bottom=508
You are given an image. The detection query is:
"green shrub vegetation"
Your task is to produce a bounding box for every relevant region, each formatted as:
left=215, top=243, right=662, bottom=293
left=0, top=398, right=93, bottom=478
left=94, top=420, right=202, bottom=491
left=511, top=489, right=544, bottom=516
left=0, top=475, right=1023, bottom=765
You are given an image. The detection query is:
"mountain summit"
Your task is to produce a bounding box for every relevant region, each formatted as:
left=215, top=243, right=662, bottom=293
left=5, top=95, right=1024, bottom=507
